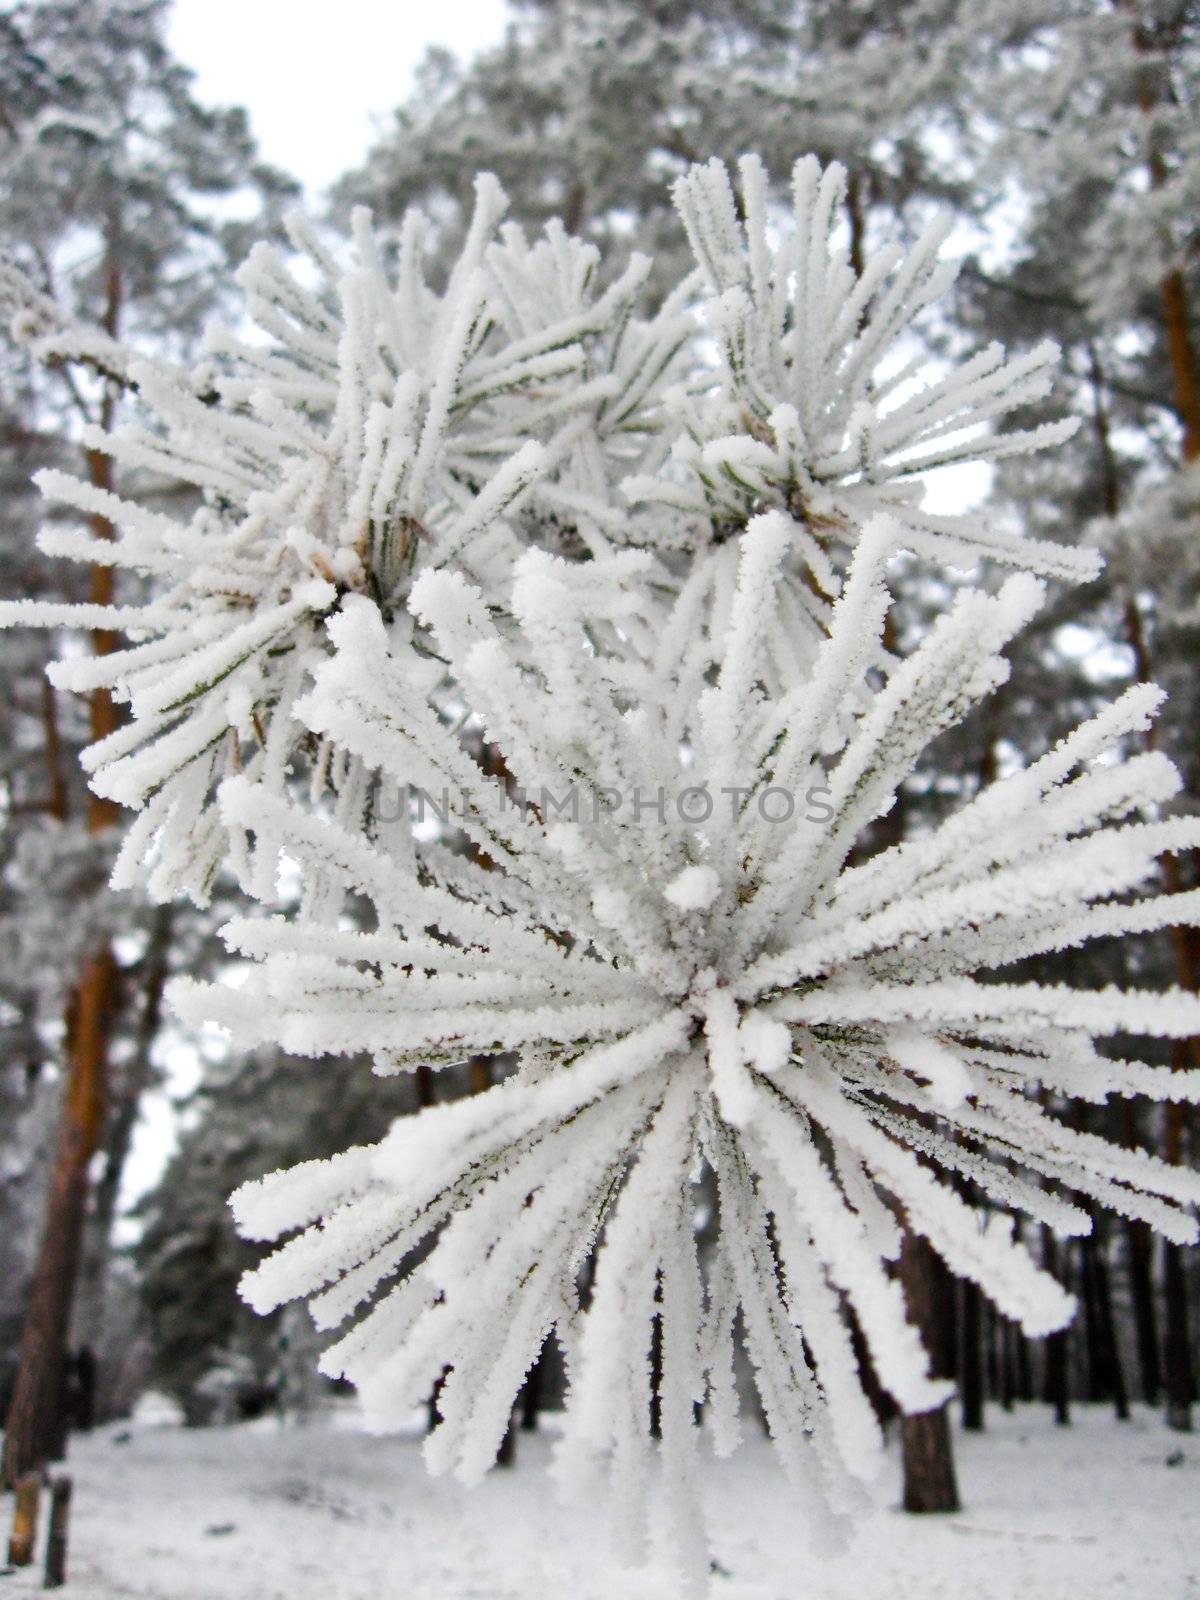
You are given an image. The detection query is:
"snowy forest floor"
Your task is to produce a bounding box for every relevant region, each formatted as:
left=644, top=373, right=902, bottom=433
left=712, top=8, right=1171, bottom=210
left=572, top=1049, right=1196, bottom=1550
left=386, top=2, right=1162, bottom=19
left=1, top=1402, right=1196, bottom=1599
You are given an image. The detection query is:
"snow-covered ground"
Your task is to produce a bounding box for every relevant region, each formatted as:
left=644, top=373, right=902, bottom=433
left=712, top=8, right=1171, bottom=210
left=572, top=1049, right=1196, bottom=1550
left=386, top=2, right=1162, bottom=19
left=1, top=1403, right=1195, bottom=1599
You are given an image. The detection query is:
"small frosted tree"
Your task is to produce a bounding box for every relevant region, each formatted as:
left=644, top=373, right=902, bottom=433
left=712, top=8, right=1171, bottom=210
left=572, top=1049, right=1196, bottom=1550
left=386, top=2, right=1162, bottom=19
left=5, top=154, right=1200, bottom=1587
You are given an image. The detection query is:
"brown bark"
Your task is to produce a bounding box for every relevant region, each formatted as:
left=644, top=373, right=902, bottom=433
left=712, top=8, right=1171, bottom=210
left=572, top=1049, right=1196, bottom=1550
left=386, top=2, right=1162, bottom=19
left=1123, top=0, right=1200, bottom=462
left=7, top=1475, right=40, bottom=1565
left=1161, top=268, right=1200, bottom=461
left=83, top=429, right=120, bottom=833
left=43, top=1475, right=71, bottom=1590
left=2, top=942, right=118, bottom=1488
left=3, top=249, right=125, bottom=1490
left=899, top=1229, right=960, bottom=1513
left=1101, top=323, right=1198, bottom=1426
left=901, top=1401, right=959, bottom=1515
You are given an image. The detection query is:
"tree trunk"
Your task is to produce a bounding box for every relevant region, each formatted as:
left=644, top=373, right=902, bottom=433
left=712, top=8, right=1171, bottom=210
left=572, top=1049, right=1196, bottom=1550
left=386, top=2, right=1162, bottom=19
left=899, top=1230, right=960, bottom=1513
left=1163, top=1238, right=1195, bottom=1432
left=1163, top=1087, right=1194, bottom=1431
left=901, top=1402, right=960, bottom=1515
left=1040, top=1226, right=1070, bottom=1426
left=1095, top=1241, right=1130, bottom=1421
left=1123, top=0, right=1200, bottom=461
left=999, top=1318, right=1016, bottom=1413
left=1015, top=1324, right=1034, bottom=1404
left=1095, top=326, right=1196, bottom=1425
left=77, top=904, right=174, bottom=1368
left=1080, top=1229, right=1129, bottom=1419
left=7, top=1475, right=40, bottom=1565
left=1160, top=267, right=1200, bottom=461
left=959, top=1278, right=985, bottom=1431
left=929, top=1249, right=957, bottom=1380
left=1126, top=1217, right=1162, bottom=1404
left=43, top=1476, right=72, bottom=1590
left=2, top=942, right=117, bottom=1488
left=3, top=261, right=125, bottom=1489
left=1121, top=1100, right=1162, bottom=1405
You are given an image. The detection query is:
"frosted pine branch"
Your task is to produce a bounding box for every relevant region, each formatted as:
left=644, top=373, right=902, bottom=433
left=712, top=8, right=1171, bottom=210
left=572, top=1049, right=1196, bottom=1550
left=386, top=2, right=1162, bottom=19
left=0, top=183, right=687, bottom=902
left=173, top=520, right=1200, bottom=1578
left=627, top=155, right=1096, bottom=586
left=3, top=151, right=1196, bottom=1592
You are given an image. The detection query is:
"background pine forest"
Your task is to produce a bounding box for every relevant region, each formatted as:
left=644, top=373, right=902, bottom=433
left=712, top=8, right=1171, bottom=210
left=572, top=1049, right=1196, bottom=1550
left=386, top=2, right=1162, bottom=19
left=0, top=0, right=1198, bottom=1527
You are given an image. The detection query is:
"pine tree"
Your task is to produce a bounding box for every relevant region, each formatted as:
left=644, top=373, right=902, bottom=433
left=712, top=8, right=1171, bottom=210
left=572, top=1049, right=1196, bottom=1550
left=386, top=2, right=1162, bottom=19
left=334, top=0, right=968, bottom=298
left=945, top=0, right=1200, bottom=1432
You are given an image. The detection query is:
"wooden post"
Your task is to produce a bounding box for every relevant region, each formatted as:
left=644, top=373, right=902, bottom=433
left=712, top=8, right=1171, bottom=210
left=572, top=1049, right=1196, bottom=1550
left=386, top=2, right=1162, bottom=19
left=7, top=1473, right=40, bottom=1566
left=43, top=1476, right=71, bottom=1589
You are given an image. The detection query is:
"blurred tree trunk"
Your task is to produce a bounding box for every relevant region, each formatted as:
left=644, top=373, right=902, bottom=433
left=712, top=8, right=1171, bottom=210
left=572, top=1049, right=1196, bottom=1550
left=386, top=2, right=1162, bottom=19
left=1079, top=1228, right=1129, bottom=1420
left=1014, top=1326, right=1034, bottom=1404
left=1162, top=1239, right=1195, bottom=1432
left=1123, top=0, right=1200, bottom=463
left=959, top=1278, right=984, bottom=1432
left=2, top=942, right=117, bottom=1487
left=1126, top=1218, right=1161, bottom=1404
left=899, top=1229, right=960, bottom=1513
left=1040, top=1226, right=1070, bottom=1427
left=985, top=1302, right=1000, bottom=1405
left=1163, top=1084, right=1195, bottom=1433
left=1124, top=0, right=1199, bottom=1436
left=998, top=1318, right=1015, bottom=1413
left=2, top=255, right=125, bottom=1489
left=1122, top=1102, right=1162, bottom=1405
left=78, top=904, right=175, bottom=1368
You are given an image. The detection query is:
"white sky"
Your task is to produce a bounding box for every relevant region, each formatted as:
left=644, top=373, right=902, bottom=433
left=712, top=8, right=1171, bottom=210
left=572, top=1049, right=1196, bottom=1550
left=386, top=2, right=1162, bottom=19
left=168, top=0, right=513, bottom=197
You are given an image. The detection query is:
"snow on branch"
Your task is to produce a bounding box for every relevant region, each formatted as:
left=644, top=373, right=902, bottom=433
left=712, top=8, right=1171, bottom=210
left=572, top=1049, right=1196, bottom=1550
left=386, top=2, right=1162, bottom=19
left=3, top=152, right=1195, bottom=1589
left=174, top=521, right=1200, bottom=1577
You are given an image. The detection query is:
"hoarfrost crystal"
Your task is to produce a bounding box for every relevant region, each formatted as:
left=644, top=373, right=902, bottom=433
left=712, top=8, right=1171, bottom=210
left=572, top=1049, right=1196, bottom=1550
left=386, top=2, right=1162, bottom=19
left=177, top=517, right=1200, bottom=1583
left=6, top=153, right=1199, bottom=1590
